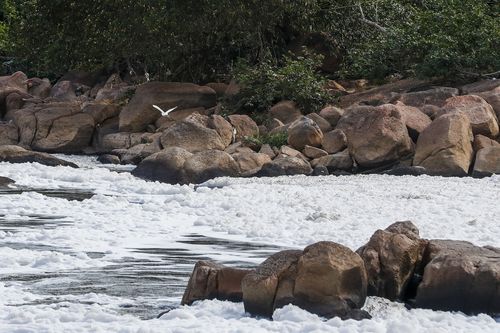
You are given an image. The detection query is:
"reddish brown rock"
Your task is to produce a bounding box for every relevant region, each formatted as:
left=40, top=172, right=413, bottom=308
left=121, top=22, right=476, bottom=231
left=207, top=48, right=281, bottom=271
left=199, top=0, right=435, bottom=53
left=473, top=134, right=500, bottom=152
left=393, top=102, right=432, bottom=141
left=228, top=114, right=259, bottom=141
left=132, top=147, right=193, bottom=184
left=269, top=101, right=302, bottom=124
left=472, top=146, right=500, bottom=178
left=306, top=113, right=331, bottom=133
left=287, top=116, right=323, bottom=150
left=319, top=106, right=344, bottom=128
left=183, top=150, right=240, bottom=183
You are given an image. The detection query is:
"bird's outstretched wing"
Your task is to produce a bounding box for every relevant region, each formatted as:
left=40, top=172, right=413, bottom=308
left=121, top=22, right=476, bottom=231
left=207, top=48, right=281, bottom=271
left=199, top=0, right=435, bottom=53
left=152, top=105, right=178, bottom=117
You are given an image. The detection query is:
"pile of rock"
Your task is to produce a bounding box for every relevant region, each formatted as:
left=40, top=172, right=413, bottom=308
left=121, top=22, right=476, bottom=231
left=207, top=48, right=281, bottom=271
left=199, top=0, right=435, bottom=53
left=181, top=222, right=500, bottom=320
left=1, top=70, right=499, bottom=182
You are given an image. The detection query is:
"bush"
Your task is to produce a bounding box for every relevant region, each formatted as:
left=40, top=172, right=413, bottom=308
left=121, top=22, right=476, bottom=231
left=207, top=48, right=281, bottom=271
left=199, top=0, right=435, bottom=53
left=245, top=132, right=288, bottom=148
left=228, top=53, right=332, bottom=116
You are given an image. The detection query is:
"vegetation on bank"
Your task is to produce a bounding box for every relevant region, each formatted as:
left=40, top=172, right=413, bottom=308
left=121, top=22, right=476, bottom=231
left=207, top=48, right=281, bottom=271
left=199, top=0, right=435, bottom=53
left=0, top=1, right=499, bottom=113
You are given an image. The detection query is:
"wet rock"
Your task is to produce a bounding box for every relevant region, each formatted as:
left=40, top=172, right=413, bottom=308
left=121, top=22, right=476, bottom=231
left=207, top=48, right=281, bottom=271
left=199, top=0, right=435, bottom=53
left=413, top=113, right=473, bottom=176
left=337, top=105, right=413, bottom=168
left=357, top=221, right=427, bottom=301
left=256, top=156, right=312, bottom=177
left=182, top=260, right=252, bottom=305
left=131, top=147, right=193, bottom=184
left=184, top=150, right=240, bottom=184
left=269, top=101, right=302, bottom=124
left=119, top=82, right=217, bottom=132
left=0, top=145, right=77, bottom=167
left=287, top=116, right=323, bottom=150
left=415, top=240, right=500, bottom=315
left=472, top=147, right=500, bottom=178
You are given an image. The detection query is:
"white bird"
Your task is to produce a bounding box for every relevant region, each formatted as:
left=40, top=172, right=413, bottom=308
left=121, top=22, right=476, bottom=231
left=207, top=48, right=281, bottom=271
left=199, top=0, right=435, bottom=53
left=232, top=127, right=237, bottom=143
left=153, top=105, right=178, bottom=118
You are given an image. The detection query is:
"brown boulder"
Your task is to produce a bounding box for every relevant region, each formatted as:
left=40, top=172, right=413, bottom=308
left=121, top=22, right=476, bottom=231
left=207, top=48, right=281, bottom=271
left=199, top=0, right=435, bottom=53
left=478, top=87, right=500, bottom=122
left=306, top=113, right=331, bottom=133
left=119, top=82, right=217, bottom=132
left=415, top=240, right=500, bottom=315
left=269, top=101, right=302, bottom=124
left=182, top=261, right=251, bottom=305
left=310, top=149, right=353, bottom=171
left=228, top=114, right=259, bottom=141
left=232, top=152, right=271, bottom=173
left=256, top=156, right=312, bottom=177
left=50, top=80, right=78, bottom=100
left=303, top=145, right=328, bottom=159
left=184, top=150, right=240, bottom=184
left=119, top=140, right=161, bottom=165
left=319, top=106, right=344, bottom=127
left=82, top=102, right=121, bottom=124
left=160, top=114, right=228, bottom=152
left=259, top=144, right=277, bottom=159
left=357, top=221, right=427, bottom=301
left=131, top=147, right=193, bottom=184
left=95, top=74, right=135, bottom=103
left=321, top=129, right=347, bottom=154
left=27, top=78, right=51, bottom=99
left=0, top=72, right=28, bottom=116
left=393, top=87, right=458, bottom=107
left=413, top=113, right=473, bottom=176
left=460, top=79, right=500, bottom=95
left=0, top=122, right=19, bottom=145
left=287, top=116, right=323, bottom=150
left=337, top=105, right=413, bottom=168
left=472, top=147, right=500, bottom=178
left=440, top=95, right=499, bottom=138
left=0, top=145, right=77, bottom=167
left=473, top=134, right=500, bottom=152
left=394, top=102, right=432, bottom=141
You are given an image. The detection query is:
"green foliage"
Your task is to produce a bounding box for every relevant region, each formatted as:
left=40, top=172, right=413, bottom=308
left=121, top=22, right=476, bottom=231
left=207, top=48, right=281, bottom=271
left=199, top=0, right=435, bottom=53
left=245, top=132, right=288, bottom=148
left=229, top=53, right=332, bottom=115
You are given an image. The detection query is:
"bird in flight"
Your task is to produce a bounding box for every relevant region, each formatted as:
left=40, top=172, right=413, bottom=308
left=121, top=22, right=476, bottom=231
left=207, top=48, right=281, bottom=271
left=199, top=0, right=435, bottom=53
left=153, top=105, right=178, bottom=118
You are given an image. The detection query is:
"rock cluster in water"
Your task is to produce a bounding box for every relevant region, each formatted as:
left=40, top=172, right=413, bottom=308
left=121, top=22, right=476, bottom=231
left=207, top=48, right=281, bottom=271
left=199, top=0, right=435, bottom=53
left=0, top=71, right=499, bottom=183
left=182, top=222, right=500, bottom=320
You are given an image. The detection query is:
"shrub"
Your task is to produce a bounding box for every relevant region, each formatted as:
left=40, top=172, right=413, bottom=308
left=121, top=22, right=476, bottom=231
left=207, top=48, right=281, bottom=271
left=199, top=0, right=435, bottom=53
left=228, top=52, right=332, bottom=116
left=245, top=132, right=288, bottom=148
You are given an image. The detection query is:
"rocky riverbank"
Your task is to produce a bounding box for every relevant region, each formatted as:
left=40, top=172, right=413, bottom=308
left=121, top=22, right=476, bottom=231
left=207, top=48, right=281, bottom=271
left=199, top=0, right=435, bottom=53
left=1, top=71, right=499, bottom=183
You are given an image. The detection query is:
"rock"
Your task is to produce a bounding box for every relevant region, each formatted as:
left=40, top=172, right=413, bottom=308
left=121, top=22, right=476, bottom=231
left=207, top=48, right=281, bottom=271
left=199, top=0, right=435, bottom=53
left=228, top=114, right=259, bottom=141
left=0, top=176, right=15, bottom=187
left=0, top=122, right=19, bottom=145
left=473, top=134, right=500, bottom=152
left=478, top=87, right=500, bottom=122
left=312, top=166, right=329, bottom=176
left=440, top=95, right=499, bottom=138
left=97, top=154, right=120, bottom=164
left=303, top=145, right=328, bottom=159
left=382, top=165, right=427, bottom=176
left=415, top=240, right=500, bottom=315
left=182, top=261, right=251, bottom=305
left=232, top=152, right=271, bottom=173
left=119, top=82, right=217, bottom=132
left=393, top=102, right=432, bottom=141
left=310, top=149, right=353, bottom=171
left=319, top=106, right=344, bottom=127
left=208, top=115, right=233, bottom=147
left=242, top=242, right=369, bottom=320
left=306, top=113, right=331, bottom=133
left=205, top=82, right=228, bottom=98
left=279, top=146, right=307, bottom=161
left=460, top=79, right=500, bottom=95
left=82, top=102, right=121, bottom=125
left=413, top=113, right=473, bottom=176
left=6, top=91, right=30, bottom=113
left=120, top=141, right=161, bottom=165
left=0, top=145, right=77, bottom=167
left=339, top=79, right=427, bottom=108
left=50, top=80, right=78, bottom=100
left=259, top=144, right=277, bottom=159
left=184, top=150, right=240, bottom=184
left=160, top=114, right=227, bottom=152
left=96, top=132, right=132, bottom=152
left=287, top=116, right=323, bottom=150
left=420, top=105, right=441, bottom=120
left=242, top=250, right=303, bottom=317
left=95, top=74, right=135, bottom=102
left=0, top=72, right=28, bottom=116
left=256, top=156, right=312, bottom=177
left=357, top=221, right=427, bottom=301
left=393, top=87, right=459, bottom=107
left=337, top=105, right=413, bottom=168
left=269, top=101, right=302, bottom=124
left=472, top=147, right=500, bottom=178
left=131, top=147, right=193, bottom=184
left=321, top=129, right=347, bottom=154
left=266, top=118, right=285, bottom=131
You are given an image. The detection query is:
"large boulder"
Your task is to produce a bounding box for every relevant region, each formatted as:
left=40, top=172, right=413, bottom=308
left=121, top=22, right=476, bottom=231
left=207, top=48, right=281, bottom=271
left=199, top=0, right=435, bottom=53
left=413, top=113, right=473, bottom=176
left=256, top=156, right=312, bottom=177
left=415, top=240, right=500, bottom=315
left=232, top=151, right=271, bottom=173
left=160, top=114, right=228, bottom=152
left=0, top=72, right=28, bottom=116
left=440, top=95, right=499, bottom=138
left=27, top=78, right=51, bottom=99
left=119, top=140, right=161, bottom=165
left=287, top=116, right=323, bottom=150
left=460, top=79, right=500, bottom=95
left=319, top=106, right=344, bottom=127
left=321, top=129, right=347, bottom=154
left=310, top=149, right=353, bottom=172
left=182, top=261, right=251, bottom=305
left=393, top=87, right=459, bottom=107
left=473, top=134, right=499, bottom=152
left=269, top=101, right=302, bottom=124
left=393, top=102, right=432, bottom=141
left=131, top=147, right=193, bottom=184
left=82, top=101, right=121, bottom=125
left=478, top=87, right=500, bottom=122
left=337, top=105, right=413, bottom=168
left=119, top=82, right=217, bottom=132
left=0, top=145, right=77, bottom=167
left=228, top=114, right=259, bottom=141
left=356, top=221, right=427, bottom=301
left=242, top=243, right=369, bottom=320
left=306, top=113, right=331, bottom=133
left=0, top=122, right=19, bottom=145
left=472, top=147, right=500, bottom=178
left=183, top=150, right=240, bottom=184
